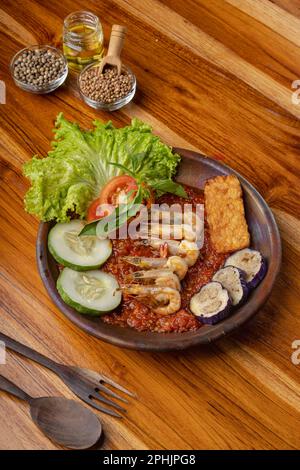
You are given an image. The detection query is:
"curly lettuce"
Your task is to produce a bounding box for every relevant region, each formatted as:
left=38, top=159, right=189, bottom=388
left=23, top=113, right=183, bottom=222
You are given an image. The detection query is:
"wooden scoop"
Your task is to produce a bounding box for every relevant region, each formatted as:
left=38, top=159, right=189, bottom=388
left=0, top=374, right=102, bottom=449
left=98, top=24, right=127, bottom=75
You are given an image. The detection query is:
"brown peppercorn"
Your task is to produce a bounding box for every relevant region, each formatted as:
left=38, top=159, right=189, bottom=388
left=80, top=66, right=133, bottom=104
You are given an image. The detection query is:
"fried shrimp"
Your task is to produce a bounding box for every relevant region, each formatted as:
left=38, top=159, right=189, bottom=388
left=148, top=223, right=196, bottom=242
left=122, top=285, right=181, bottom=315
left=123, top=256, right=167, bottom=270
left=123, top=255, right=188, bottom=280
left=147, top=238, right=180, bottom=255
left=146, top=239, right=200, bottom=267
left=177, top=240, right=200, bottom=267
left=126, top=269, right=181, bottom=291
left=165, top=256, right=188, bottom=280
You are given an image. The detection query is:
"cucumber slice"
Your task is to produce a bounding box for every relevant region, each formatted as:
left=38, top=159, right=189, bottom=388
left=48, top=220, right=112, bottom=271
left=57, top=268, right=122, bottom=315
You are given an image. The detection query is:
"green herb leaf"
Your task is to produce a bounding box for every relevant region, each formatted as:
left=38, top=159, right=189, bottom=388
left=79, top=221, right=98, bottom=236
left=149, top=179, right=187, bottom=198
left=92, top=185, right=144, bottom=238
left=108, top=162, right=136, bottom=179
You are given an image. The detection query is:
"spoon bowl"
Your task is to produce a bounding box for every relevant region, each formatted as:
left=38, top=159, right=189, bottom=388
left=0, top=374, right=103, bottom=450
left=29, top=397, right=102, bottom=449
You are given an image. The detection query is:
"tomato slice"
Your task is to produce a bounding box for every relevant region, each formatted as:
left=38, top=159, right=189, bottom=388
left=87, top=199, right=114, bottom=222
left=87, top=175, right=155, bottom=222
left=99, top=175, right=138, bottom=206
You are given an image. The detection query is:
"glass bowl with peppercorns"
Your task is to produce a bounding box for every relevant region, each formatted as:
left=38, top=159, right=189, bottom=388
left=78, top=63, right=136, bottom=111
left=10, top=45, right=68, bottom=94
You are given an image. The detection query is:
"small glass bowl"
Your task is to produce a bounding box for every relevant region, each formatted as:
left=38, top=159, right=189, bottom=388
left=78, top=63, right=136, bottom=111
left=10, top=45, right=68, bottom=94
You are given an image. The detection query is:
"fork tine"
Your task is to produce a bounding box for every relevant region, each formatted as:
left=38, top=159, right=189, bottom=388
left=100, top=374, right=136, bottom=397
left=85, top=397, right=123, bottom=418
left=97, top=383, right=129, bottom=403
left=90, top=391, right=127, bottom=413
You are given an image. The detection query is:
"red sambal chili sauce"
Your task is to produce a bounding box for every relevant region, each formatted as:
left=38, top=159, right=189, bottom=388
left=101, top=185, right=229, bottom=333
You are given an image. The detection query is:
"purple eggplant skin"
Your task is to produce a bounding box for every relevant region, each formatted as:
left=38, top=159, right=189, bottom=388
left=200, top=307, right=231, bottom=325
left=190, top=281, right=232, bottom=325
left=224, top=248, right=267, bottom=290
left=212, top=266, right=249, bottom=307
left=248, top=256, right=267, bottom=289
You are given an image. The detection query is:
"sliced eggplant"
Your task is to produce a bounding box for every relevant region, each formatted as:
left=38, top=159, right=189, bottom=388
left=224, top=248, right=267, bottom=288
left=213, top=266, right=248, bottom=306
left=190, top=281, right=232, bottom=325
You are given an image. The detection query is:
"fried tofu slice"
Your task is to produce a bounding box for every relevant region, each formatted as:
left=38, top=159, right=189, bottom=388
left=204, top=174, right=250, bottom=253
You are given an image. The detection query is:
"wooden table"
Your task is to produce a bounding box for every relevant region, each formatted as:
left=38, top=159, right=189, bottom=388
left=0, top=0, right=299, bottom=450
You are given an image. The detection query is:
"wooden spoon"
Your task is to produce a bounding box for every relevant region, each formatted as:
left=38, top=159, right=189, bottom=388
left=0, top=374, right=102, bottom=449
left=98, top=24, right=127, bottom=75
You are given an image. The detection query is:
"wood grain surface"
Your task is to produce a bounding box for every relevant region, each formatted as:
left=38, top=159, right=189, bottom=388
left=0, top=0, right=299, bottom=450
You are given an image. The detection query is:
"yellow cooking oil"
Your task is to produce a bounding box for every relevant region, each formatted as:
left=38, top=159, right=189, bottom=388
left=63, top=12, right=104, bottom=71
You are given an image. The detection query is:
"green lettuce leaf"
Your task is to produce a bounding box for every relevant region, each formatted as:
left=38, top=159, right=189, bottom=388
left=23, top=113, right=183, bottom=222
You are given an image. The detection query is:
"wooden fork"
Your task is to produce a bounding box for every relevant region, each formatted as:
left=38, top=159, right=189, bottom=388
left=0, top=332, right=135, bottom=418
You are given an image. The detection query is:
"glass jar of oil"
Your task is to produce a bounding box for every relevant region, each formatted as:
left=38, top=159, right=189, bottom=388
left=63, top=11, right=104, bottom=71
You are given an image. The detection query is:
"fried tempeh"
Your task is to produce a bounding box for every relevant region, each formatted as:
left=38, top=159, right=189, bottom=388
left=204, top=174, right=250, bottom=253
